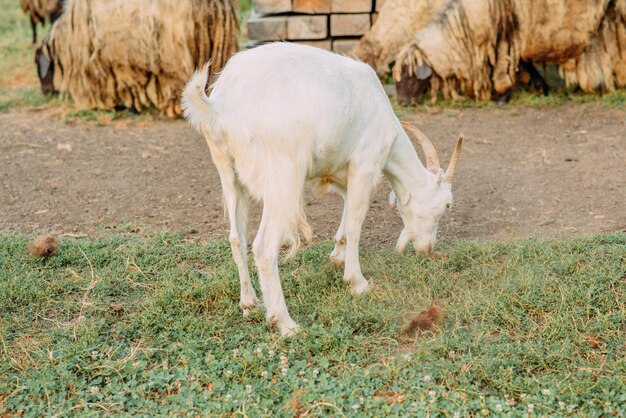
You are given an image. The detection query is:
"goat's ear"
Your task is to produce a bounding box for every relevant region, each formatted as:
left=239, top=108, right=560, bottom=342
left=415, top=65, right=432, bottom=80
left=435, top=170, right=444, bottom=184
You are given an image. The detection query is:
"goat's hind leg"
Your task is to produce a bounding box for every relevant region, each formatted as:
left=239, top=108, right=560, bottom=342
left=207, top=144, right=259, bottom=315
left=329, top=184, right=347, bottom=267
left=252, top=170, right=306, bottom=336
left=231, top=184, right=259, bottom=315
left=252, top=209, right=299, bottom=336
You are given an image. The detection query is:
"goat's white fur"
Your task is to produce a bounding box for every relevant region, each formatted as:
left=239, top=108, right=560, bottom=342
left=182, top=42, right=459, bottom=336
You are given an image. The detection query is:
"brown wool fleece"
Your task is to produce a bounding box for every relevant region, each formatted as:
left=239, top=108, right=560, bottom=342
left=403, top=303, right=444, bottom=334
left=28, top=236, right=59, bottom=257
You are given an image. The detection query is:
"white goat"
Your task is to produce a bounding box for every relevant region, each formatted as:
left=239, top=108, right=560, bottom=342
left=182, top=42, right=462, bottom=336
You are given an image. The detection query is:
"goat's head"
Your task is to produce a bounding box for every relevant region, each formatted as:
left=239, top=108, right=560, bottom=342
left=392, top=122, right=462, bottom=255
left=35, top=36, right=55, bottom=95
left=396, top=62, right=432, bottom=106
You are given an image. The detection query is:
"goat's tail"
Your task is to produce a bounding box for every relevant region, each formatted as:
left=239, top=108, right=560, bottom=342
left=181, top=62, right=220, bottom=137
left=260, top=164, right=312, bottom=260
left=286, top=199, right=313, bottom=260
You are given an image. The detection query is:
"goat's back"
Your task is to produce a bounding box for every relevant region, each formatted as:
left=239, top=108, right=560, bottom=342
left=209, top=43, right=396, bottom=156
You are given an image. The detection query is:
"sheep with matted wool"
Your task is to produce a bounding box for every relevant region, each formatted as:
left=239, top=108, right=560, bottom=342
left=393, top=0, right=625, bottom=102
left=350, top=0, right=449, bottom=77
left=559, top=1, right=626, bottom=92
left=36, top=0, right=239, bottom=117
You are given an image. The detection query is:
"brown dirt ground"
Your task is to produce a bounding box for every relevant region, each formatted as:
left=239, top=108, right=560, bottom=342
left=1, top=105, right=624, bottom=248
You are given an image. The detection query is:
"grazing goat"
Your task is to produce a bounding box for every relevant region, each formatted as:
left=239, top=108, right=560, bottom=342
left=182, top=42, right=462, bottom=336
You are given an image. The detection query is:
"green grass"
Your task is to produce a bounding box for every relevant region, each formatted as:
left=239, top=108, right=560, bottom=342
left=391, top=88, right=626, bottom=116
left=1, top=232, right=624, bottom=416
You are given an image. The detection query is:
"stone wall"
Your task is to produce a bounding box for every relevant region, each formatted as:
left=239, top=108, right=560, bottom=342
left=247, top=0, right=385, bottom=54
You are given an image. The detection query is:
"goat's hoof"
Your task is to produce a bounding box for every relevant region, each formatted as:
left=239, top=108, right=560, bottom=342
left=429, top=251, right=444, bottom=260
left=240, top=294, right=260, bottom=316
left=280, top=323, right=300, bottom=337
left=330, top=256, right=344, bottom=267
left=268, top=312, right=300, bottom=337
left=350, top=280, right=371, bottom=296
left=276, top=318, right=300, bottom=337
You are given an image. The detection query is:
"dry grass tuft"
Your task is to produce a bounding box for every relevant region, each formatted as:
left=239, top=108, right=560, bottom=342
left=27, top=235, right=58, bottom=257
left=403, top=302, right=443, bottom=334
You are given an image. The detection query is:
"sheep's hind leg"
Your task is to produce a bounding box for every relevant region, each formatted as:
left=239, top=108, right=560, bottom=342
left=207, top=143, right=259, bottom=316
left=252, top=207, right=299, bottom=337
left=343, top=166, right=378, bottom=295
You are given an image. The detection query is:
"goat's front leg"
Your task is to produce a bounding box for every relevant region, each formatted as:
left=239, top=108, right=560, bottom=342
left=330, top=185, right=347, bottom=267
left=207, top=144, right=259, bottom=316
left=252, top=211, right=299, bottom=336
left=343, top=167, right=378, bottom=295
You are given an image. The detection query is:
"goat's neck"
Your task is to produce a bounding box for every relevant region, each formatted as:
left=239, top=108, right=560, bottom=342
left=383, top=130, right=433, bottom=201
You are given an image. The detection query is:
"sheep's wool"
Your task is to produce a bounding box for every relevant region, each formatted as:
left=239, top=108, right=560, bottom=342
left=350, top=0, right=449, bottom=76
left=394, top=0, right=626, bottom=100
left=48, top=0, right=238, bottom=117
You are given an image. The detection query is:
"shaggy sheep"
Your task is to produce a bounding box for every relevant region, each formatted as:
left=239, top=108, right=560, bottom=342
left=36, top=0, right=239, bottom=117
left=19, top=0, right=63, bottom=43
left=350, top=0, right=449, bottom=77
left=559, top=1, right=626, bottom=92
left=349, top=0, right=548, bottom=103
left=182, top=43, right=462, bottom=336
left=394, top=0, right=624, bottom=102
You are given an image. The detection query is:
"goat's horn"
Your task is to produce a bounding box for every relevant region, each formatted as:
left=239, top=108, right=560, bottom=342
left=401, top=121, right=440, bottom=172
left=445, top=133, right=463, bottom=182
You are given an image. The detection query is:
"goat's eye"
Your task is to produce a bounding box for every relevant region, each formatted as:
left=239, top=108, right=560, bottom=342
left=445, top=203, right=451, bottom=209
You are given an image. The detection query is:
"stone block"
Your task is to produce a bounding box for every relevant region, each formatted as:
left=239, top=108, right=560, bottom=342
left=332, top=38, right=360, bottom=56
left=287, top=15, right=328, bottom=40
left=252, top=0, right=291, bottom=14
left=331, top=0, right=372, bottom=13
left=293, top=0, right=331, bottom=14
left=247, top=16, right=288, bottom=41
left=330, top=13, right=370, bottom=36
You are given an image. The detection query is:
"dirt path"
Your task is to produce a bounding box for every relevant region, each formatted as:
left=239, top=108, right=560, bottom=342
left=1, top=105, right=624, bottom=247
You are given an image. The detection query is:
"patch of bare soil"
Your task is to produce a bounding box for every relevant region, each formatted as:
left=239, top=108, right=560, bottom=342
left=1, top=105, right=624, bottom=247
